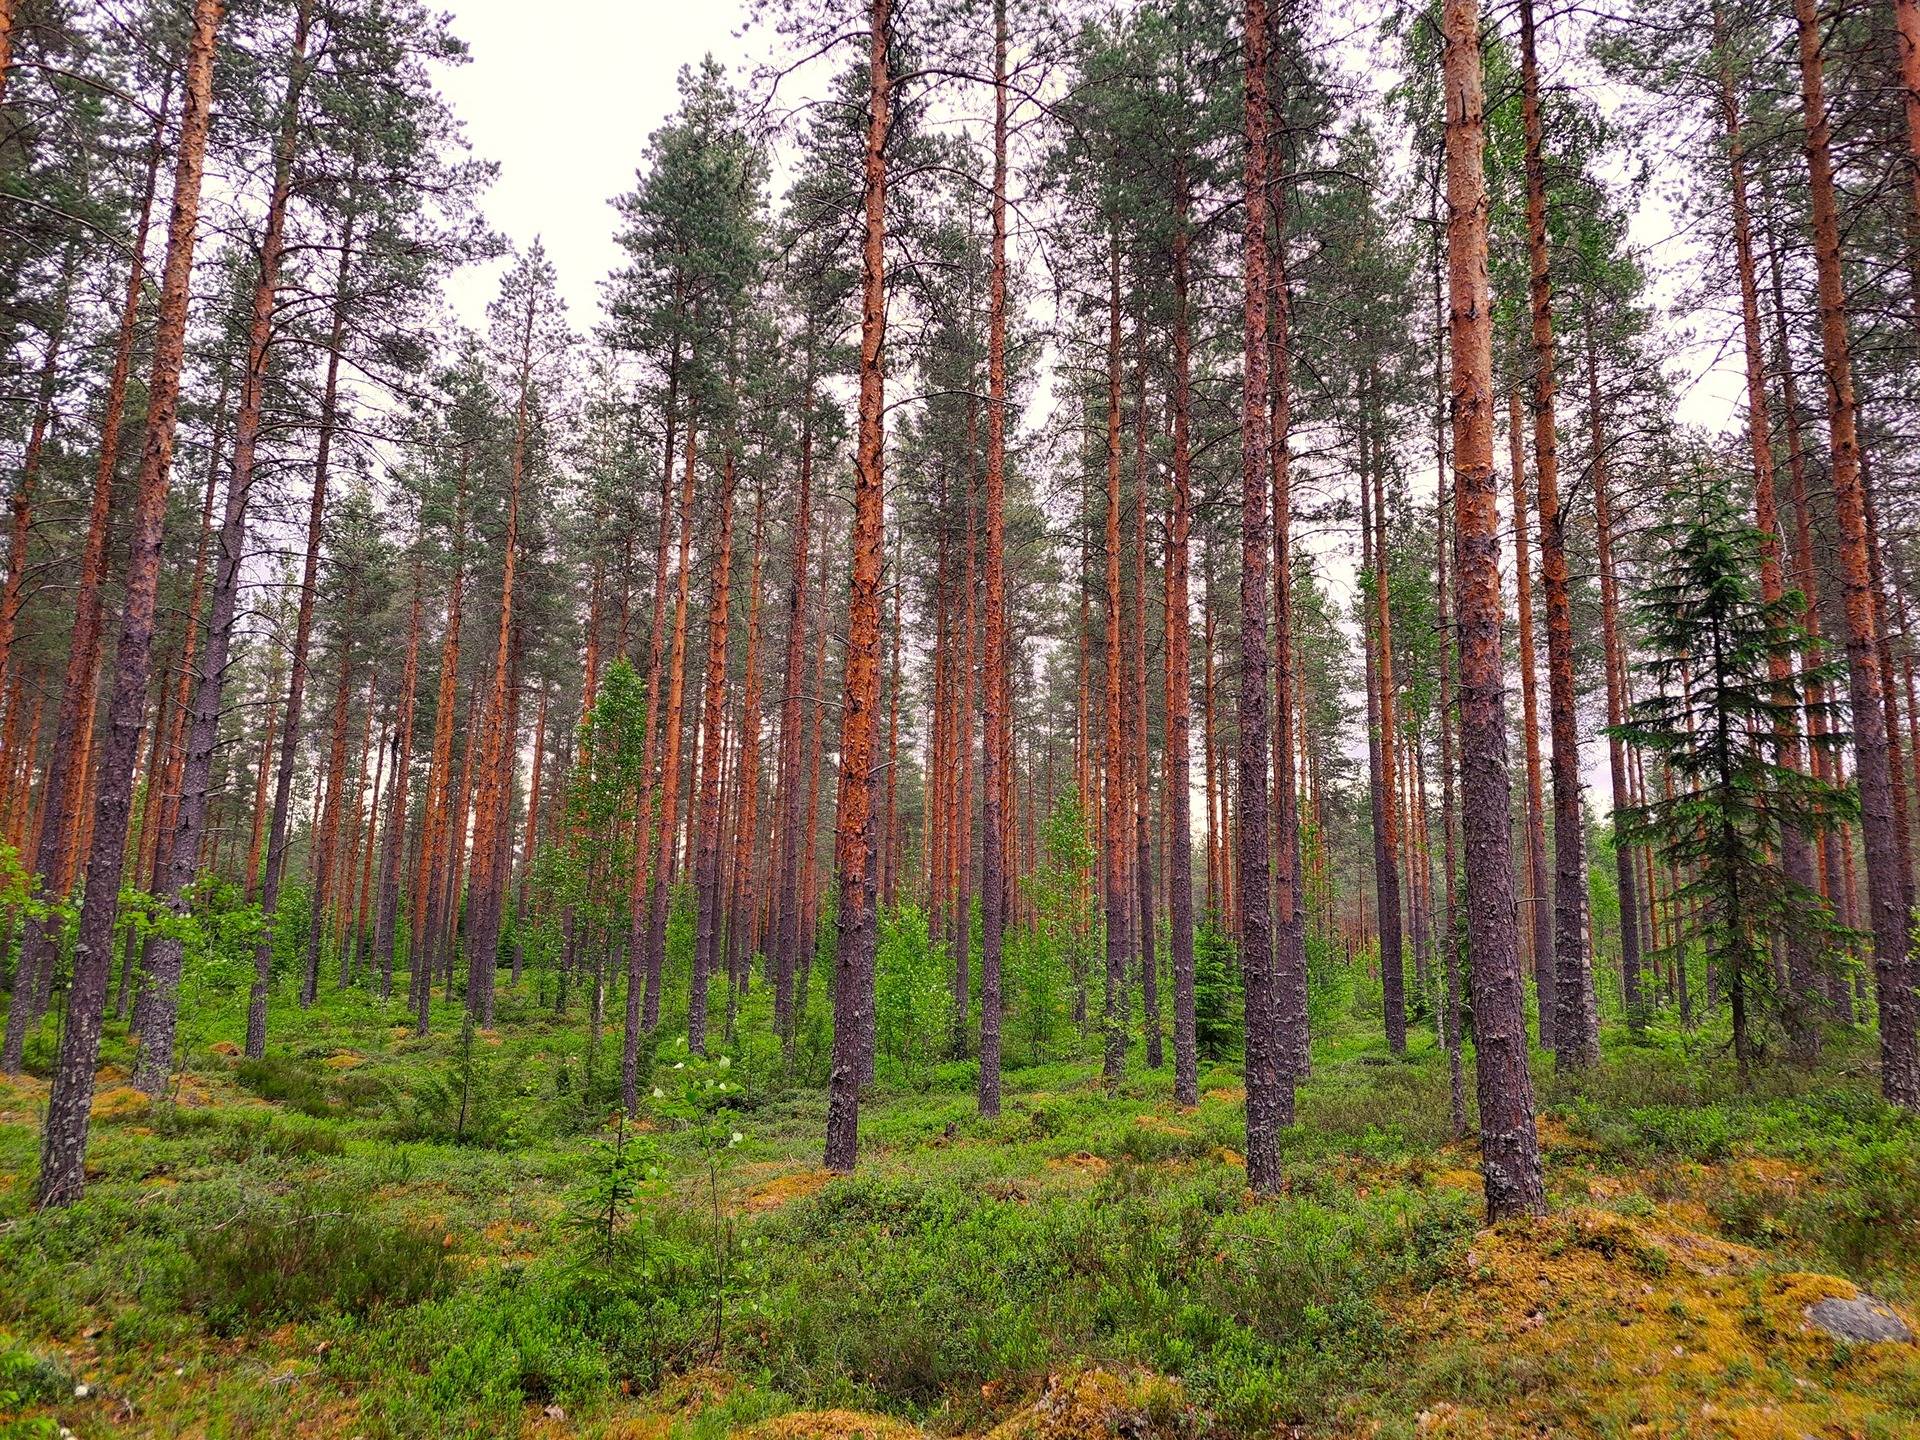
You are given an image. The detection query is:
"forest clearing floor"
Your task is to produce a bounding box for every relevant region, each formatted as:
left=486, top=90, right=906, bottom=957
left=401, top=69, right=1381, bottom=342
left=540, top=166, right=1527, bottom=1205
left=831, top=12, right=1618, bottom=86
left=1, top=982, right=1917, bottom=1439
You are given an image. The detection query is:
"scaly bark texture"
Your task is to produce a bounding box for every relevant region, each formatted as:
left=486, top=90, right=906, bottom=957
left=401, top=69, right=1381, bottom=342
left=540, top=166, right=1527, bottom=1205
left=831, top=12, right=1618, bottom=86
left=1239, top=0, right=1291, bottom=1194
left=1585, top=319, right=1645, bottom=1037
left=374, top=556, right=426, bottom=998
left=2, top=95, right=169, bottom=1075
left=1717, top=36, right=1819, bottom=1053
left=823, top=0, right=890, bottom=1173
left=1443, top=0, right=1548, bottom=1220
left=1101, top=239, right=1128, bottom=1093
left=36, top=0, right=223, bottom=1207
left=1507, top=389, right=1554, bottom=1048
left=1166, top=161, right=1199, bottom=1107
left=1362, top=370, right=1407, bottom=1054
left=774, top=377, right=814, bottom=1046
left=1518, top=0, right=1596, bottom=1068
left=1793, top=0, right=1918, bottom=1107
left=690, top=447, right=737, bottom=1053
left=135, top=157, right=300, bottom=1084
left=1267, top=174, right=1310, bottom=1084
left=979, top=0, right=1010, bottom=1119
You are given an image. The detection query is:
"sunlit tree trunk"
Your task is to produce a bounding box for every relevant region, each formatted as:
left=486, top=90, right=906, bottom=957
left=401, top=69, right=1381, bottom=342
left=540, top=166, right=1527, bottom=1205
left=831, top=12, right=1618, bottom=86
left=979, top=0, right=1010, bottom=1114
left=35, top=0, right=223, bottom=1206
left=1443, top=0, right=1548, bottom=1219
left=1518, top=0, right=1596, bottom=1068
left=1506, top=389, right=1553, bottom=1047
left=1239, top=0, right=1291, bottom=1193
left=2, top=93, right=169, bottom=1073
left=690, top=444, right=737, bottom=1054
left=1793, top=0, right=1918, bottom=1106
left=823, top=0, right=891, bottom=1173
left=1167, top=160, right=1199, bottom=1106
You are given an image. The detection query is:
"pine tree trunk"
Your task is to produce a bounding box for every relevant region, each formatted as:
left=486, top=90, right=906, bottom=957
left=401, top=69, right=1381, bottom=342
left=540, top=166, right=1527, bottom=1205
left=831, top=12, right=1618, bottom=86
left=465, top=293, right=534, bottom=1028
left=243, top=2, right=336, bottom=1058
left=726, top=486, right=767, bottom=1004
left=1519, top=0, right=1596, bottom=1067
left=1127, top=316, right=1160, bottom=1076
left=1167, top=163, right=1199, bottom=1106
left=635, top=398, right=698, bottom=1068
left=1584, top=317, right=1647, bottom=1034
left=1239, top=0, right=1291, bottom=1193
left=413, top=475, right=467, bottom=1033
left=1267, top=172, right=1310, bottom=1083
left=1363, top=368, right=1407, bottom=1053
left=1793, top=0, right=1919, bottom=1106
left=1101, top=237, right=1129, bottom=1092
left=35, top=0, right=222, bottom=1205
left=823, top=0, right=891, bottom=1174
left=1507, top=389, right=1554, bottom=1047
left=774, top=375, right=814, bottom=1046
left=374, top=555, right=426, bottom=999
left=953, top=420, right=978, bottom=1054
left=979, top=0, right=1011, bottom=1117
left=1716, top=48, right=1820, bottom=1051
left=690, top=446, right=737, bottom=1054
left=2, top=92, right=169, bottom=1073
left=1443, top=0, right=1548, bottom=1219
left=304, top=587, right=359, bottom=1005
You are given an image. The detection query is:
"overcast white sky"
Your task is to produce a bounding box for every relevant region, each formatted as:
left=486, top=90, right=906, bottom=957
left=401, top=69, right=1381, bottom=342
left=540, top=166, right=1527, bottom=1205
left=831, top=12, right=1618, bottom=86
left=437, top=0, right=757, bottom=333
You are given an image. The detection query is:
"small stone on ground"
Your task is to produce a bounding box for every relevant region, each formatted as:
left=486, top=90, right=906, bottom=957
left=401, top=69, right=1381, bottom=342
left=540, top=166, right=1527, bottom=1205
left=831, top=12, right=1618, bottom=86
left=1806, top=1297, right=1913, bottom=1343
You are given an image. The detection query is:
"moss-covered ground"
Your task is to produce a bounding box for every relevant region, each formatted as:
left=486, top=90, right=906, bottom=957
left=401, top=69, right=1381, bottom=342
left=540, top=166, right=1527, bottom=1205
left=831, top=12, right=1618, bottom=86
left=1, top=982, right=1916, bottom=1438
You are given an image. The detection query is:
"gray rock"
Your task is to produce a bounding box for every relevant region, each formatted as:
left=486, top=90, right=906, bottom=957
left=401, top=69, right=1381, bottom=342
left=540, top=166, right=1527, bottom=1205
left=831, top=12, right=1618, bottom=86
left=1806, top=1296, right=1913, bottom=1343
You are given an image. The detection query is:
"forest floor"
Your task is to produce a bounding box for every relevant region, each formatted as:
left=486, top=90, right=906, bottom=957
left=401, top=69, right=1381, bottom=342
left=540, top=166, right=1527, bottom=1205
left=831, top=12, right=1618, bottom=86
left=1, top=981, right=1918, bottom=1439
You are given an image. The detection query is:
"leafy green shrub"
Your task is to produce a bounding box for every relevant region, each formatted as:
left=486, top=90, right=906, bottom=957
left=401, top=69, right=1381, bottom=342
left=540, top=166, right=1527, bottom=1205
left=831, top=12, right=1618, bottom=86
left=180, top=1193, right=451, bottom=1333
left=235, top=1053, right=333, bottom=1116
left=205, top=1112, right=346, bottom=1162
left=0, top=1342, right=66, bottom=1407
left=874, top=905, right=951, bottom=1085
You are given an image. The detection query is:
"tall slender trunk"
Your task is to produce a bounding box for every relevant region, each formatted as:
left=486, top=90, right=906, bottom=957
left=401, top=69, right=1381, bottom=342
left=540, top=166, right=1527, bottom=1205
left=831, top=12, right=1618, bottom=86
left=774, top=370, right=814, bottom=1045
left=1443, top=0, right=1548, bottom=1219
left=1362, top=368, right=1407, bottom=1052
left=1264, top=140, right=1311, bottom=1084
left=374, top=554, right=426, bottom=998
left=979, top=0, right=1011, bottom=1117
left=636, top=396, right=698, bottom=1057
left=1716, top=36, right=1818, bottom=1051
left=1167, top=160, right=1199, bottom=1107
left=243, top=0, right=336, bottom=1059
left=1239, top=0, right=1291, bottom=1193
left=1793, top=0, right=1918, bottom=1106
left=824, top=0, right=890, bottom=1173
left=1518, top=0, right=1596, bottom=1067
left=3, top=91, right=170, bottom=1073
left=1433, top=230, right=1468, bottom=1136
left=465, top=291, right=534, bottom=1028
left=953, top=417, right=978, bottom=1053
left=36, top=0, right=222, bottom=1206
left=690, top=444, right=737, bottom=1054
left=726, top=484, right=767, bottom=1003
left=413, top=474, right=467, bottom=1033
left=515, top=682, right=548, bottom=982
left=303, top=586, right=359, bottom=1004
left=1507, top=390, right=1553, bottom=1047
left=628, top=328, right=684, bottom=1050
left=1100, top=237, right=1129, bottom=1092
left=1584, top=316, right=1645, bottom=1033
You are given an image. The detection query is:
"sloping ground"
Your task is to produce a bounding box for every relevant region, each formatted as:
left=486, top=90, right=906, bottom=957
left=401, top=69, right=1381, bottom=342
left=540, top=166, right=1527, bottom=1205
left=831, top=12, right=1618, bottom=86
left=1401, top=1206, right=1920, bottom=1438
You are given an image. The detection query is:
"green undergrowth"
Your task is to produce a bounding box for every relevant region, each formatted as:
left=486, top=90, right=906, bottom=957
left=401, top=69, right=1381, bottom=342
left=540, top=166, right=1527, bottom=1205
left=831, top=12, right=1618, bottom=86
left=0, top=978, right=1914, bottom=1439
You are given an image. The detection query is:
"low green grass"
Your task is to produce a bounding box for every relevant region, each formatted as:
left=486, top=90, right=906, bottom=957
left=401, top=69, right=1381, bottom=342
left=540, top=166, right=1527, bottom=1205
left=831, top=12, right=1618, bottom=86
left=0, top=973, right=1915, bottom=1439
